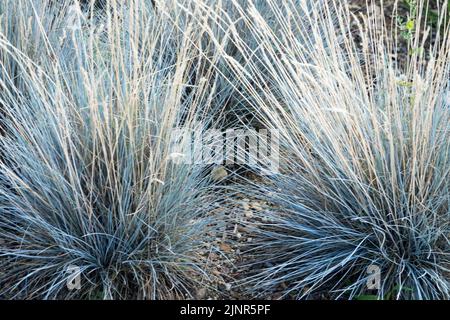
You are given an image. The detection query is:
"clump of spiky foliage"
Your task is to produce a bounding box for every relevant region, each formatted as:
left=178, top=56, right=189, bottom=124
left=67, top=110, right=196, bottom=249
left=187, top=0, right=323, bottom=129
left=0, top=0, right=74, bottom=136
left=0, top=1, right=82, bottom=89
left=0, top=0, right=226, bottom=299
left=222, top=0, right=450, bottom=299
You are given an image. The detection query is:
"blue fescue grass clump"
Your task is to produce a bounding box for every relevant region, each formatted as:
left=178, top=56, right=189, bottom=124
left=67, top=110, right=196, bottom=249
left=222, top=0, right=450, bottom=299
left=0, top=0, right=226, bottom=299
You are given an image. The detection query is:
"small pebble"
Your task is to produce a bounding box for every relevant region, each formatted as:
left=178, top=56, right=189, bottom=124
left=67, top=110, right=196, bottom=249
left=196, top=288, right=207, bottom=299
left=251, top=202, right=263, bottom=211
left=211, top=166, right=228, bottom=182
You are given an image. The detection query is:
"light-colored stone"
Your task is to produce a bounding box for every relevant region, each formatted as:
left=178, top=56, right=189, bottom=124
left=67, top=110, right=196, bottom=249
left=251, top=202, right=263, bottom=211
left=196, top=288, right=207, bottom=299
left=211, top=166, right=228, bottom=182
